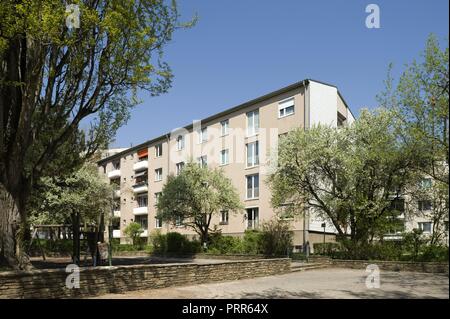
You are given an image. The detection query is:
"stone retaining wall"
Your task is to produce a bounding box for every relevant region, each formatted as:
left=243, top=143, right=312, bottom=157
left=0, top=258, right=290, bottom=299
left=332, top=259, right=449, bottom=274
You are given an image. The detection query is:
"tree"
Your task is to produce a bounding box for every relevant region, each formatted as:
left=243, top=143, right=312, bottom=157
left=27, top=162, right=113, bottom=262
left=0, top=0, right=194, bottom=269
left=123, top=222, right=144, bottom=248
left=156, top=162, right=243, bottom=247
left=378, top=34, right=449, bottom=185
left=268, top=109, right=416, bottom=254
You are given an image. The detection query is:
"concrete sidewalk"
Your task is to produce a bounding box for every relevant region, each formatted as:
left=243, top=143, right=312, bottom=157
left=93, top=268, right=449, bottom=299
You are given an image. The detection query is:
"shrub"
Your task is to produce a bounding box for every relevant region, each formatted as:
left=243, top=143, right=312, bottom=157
left=208, top=233, right=244, bottom=254
left=150, top=231, right=201, bottom=255
left=242, top=230, right=262, bottom=254
left=418, top=245, right=449, bottom=262
left=313, top=242, right=342, bottom=256
left=123, top=222, right=144, bottom=248
left=259, top=219, right=293, bottom=256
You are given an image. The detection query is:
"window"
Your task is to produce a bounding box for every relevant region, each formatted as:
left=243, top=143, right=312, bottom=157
left=137, top=148, right=148, bottom=161
left=246, top=174, right=259, bottom=199
left=176, top=216, right=183, bottom=227
left=220, top=210, right=229, bottom=225
left=176, top=135, right=185, bottom=151
left=112, top=216, right=120, bottom=230
left=246, top=110, right=259, bottom=136
left=176, top=162, right=185, bottom=175
left=278, top=98, right=295, bottom=118
left=135, top=215, right=148, bottom=231
left=135, top=171, right=148, bottom=185
left=420, top=178, right=432, bottom=189
left=220, top=120, right=229, bottom=136
left=154, top=192, right=161, bottom=205
left=418, top=222, right=432, bottom=233
left=198, top=127, right=208, bottom=143
left=155, top=168, right=163, bottom=181
left=137, top=195, right=148, bottom=208
left=197, top=155, right=207, bottom=168
left=112, top=161, right=120, bottom=170
left=220, top=149, right=229, bottom=166
left=337, top=112, right=347, bottom=127
left=155, top=217, right=163, bottom=228
left=246, top=208, right=259, bottom=229
left=246, top=141, right=259, bottom=167
left=418, top=200, right=432, bottom=211
left=155, top=144, right=163, bottom=157
left=390, top=198, right=405, bottom=213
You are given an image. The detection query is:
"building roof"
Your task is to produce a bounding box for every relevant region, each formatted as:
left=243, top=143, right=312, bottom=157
left=98, top=79, right=354, bottom=164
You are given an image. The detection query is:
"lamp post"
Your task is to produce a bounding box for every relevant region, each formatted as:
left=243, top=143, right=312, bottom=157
left=108, top=190, right=114, bottom=266
left=321, top=222, right=326, bottom=244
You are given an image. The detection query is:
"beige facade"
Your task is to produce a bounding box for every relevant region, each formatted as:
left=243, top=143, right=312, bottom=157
left=98, top=79, right=356, bottom=249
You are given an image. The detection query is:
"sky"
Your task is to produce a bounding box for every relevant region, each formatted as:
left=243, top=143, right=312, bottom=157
left=110, top=0, right=449, bottom=148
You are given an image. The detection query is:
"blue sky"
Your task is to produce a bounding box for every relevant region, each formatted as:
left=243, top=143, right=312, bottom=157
left=110, top=0, right=449, bottom=148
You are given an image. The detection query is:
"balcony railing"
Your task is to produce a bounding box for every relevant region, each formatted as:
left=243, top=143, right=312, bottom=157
left=107, top=169, right=121, bottom=179
left=113, top=230, right=121, bottom=238
left=132, top=182, right=148, bottom=193
left=133, top=206, right=148, bottom=215
left=113, top=210, right=121, bottom=217
left=133, top=160, right=149, bottom=171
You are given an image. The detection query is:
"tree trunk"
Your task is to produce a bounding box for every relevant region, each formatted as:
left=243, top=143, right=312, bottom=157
left=0, top=184, right=32, bottom=270
left=71, top=212, right=80, bottom=265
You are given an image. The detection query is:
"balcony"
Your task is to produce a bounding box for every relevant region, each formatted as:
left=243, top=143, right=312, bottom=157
left=107, top=169, right=121, bottom=179
left=133, top=206, right=148, bottom=215
left=133, top=160, right=148, bottom=171
left=141, top=230, right=148, bottom=237
left=113, top=210, right=121, bottom=217
left=112, top=230, right=121, bottom=238
left=132, top=182, right=148, bottom=194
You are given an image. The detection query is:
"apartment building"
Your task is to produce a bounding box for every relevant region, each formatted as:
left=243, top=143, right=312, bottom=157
left=98, top=79, right=356, bottom=249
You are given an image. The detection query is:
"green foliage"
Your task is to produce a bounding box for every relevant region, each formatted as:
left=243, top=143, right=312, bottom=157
left=269, top=109, right=416, bottom=249
left=259, top=219, right=293, bottom=256
left=208, top=233, right=244, bottom=254
left=28, top=163, right=113, bottom=225
left=242, top=230, right=263, bottom=255
left=157, top=162, right=243, bottom=245
left=418, top=245, right=449, bottom=262
left=378, top=34, right=449, bottom=186
left=150, top=231, right=201, bottom=255
left=313, top=242, right=342, bottom=256
left=123, top=222, right=144, bottom=248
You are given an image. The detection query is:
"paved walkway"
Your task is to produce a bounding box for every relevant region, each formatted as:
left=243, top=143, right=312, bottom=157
left=94, top=268, right=449, bottom=299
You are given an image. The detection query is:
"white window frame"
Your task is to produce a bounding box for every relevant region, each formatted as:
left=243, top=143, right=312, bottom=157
left=155, top=217, right=163, bottom=228
left=418, top=222, right=432, bottom=233
left=278, top=97, right=295, bottom=118
left=246, top=141, right=259, bottom=168
left=220, top=210, right=229, bottom=224
left=155, top=143, right=163, bottom=157
left=220, top=119, right=229, bottom=136
left=176, top=216, right=183, bottom=227
left=246, top=174, right=259, bottom=199
left=197, top=155, right=207, bottom=168
left=155, top=168, right=163, bottom=181
left=220, top=149, right=229, bottom=166
left=246, top=208, right=259, bottom=229
left=136, top=194, right=148, bottom=208
left=246, top=110, right=259, bottom=137
left=176, top=135, right=185, bottom=151
left=176, top=162, right=185, bottom=175
left=198, top=127, right=208, bottom=144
